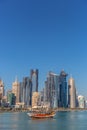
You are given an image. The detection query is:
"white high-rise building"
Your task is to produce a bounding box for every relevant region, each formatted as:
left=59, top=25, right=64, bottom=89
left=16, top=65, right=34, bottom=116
left=68, top=77, right=76, bottom=108
left=32, top=92, right=39, bottom=108
left=0, top=79, right=4, bottom=103
left=12, top=77, right=20, bottom=104
left=78, top=95, right=85, bottom=108
left=0, top=79, right=4, bottom=105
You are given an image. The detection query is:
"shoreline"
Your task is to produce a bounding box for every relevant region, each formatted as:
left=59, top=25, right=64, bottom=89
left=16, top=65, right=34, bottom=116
left=0, top=107, right=87, bottom=113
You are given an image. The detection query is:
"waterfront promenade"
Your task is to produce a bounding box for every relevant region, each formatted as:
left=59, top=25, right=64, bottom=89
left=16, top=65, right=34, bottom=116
left=0, top=107, right=87, bottom=113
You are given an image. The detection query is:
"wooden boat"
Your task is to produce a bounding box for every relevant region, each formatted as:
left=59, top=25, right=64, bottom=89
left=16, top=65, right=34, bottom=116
left=27, top=111, right=56, bottom=119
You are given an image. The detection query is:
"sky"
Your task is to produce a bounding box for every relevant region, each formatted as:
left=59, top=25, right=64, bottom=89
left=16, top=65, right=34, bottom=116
left=0, top=0, right=87, bottom=98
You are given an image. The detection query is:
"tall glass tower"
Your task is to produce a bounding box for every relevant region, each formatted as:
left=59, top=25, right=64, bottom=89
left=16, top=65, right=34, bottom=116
left=22, top=77, right=32, bottom=107
left=58, top=70, right=68, bottom=108
left=30, top=69, right=38, bottom=92
left=45, top=72, right=59, bottom=108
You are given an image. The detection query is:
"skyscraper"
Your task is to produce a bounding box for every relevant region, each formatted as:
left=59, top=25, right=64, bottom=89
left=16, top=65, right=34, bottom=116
left=44, top=70, right=68, bottom=108
left=22, top=77, right=32, bottom=107
left=12, top=78, right=20, bottom=104
left=19, top=69, right=39, bottom=107
left=19, top=82, right=23, bottom=103
left=58, top=70, right=68, bottom=108
left=30, top=69, right=38, bottom=92
left=32, top=92, right=39, bottom=108
left=68, top=77, right=76, bottom=108
left=0, top=79, right=4, bottom=97
left=0, top=79, right=4, bottom=105
left=45, top=72, right=59, bottom=108
left=7, top=90, right=16, bottom=106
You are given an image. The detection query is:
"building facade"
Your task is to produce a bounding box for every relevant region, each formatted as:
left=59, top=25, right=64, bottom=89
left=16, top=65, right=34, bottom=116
left=45, top=72, right=59, bottom=108
left=7, top=90, right=16, bottom=106
left=19, top=69, right=39, bottom=108
left=30, top=69, right=38, bottom=92
left=44, top=70, right=68, bottom=108
left=77, top=95, right=85, bottom=108
left=32, top=92, right=39, bottom=108
left=68, top=77, right=76, bottom=108
left=0, top=79, right=4, bottom=106
left=12, top=78, right=20, bottom=104
left=58, top=70, right=68, bottom=108
left=22, top=77, right=32, bottom=107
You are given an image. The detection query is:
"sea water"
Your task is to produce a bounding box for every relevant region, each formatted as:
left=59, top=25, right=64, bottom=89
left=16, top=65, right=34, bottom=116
left=0, top=111, right=87, bottom=130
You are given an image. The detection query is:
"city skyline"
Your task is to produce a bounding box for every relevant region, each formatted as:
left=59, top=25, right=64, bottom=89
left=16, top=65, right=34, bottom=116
left=0, top=69, right=86, bottom=100
left=0, top=69, right=86, bottom=108
left=0, top=0, right=87, bottom=98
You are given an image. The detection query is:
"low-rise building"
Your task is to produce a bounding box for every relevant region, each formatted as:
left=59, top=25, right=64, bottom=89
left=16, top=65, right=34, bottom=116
left=77, top=95, right=85, bottom=108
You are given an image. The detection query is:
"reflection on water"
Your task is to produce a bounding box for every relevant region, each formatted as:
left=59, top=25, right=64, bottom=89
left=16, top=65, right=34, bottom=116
left=0, top=111, right=87, bottom=130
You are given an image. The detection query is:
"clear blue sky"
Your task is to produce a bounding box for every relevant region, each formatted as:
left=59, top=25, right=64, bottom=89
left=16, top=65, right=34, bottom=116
left=0, top=0, right=87, bottom=98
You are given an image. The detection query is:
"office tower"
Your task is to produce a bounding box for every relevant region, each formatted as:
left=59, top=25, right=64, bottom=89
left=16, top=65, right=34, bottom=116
left=19, top=82, right=23, bottom=103
left=0, top=79, right=4, bottom=97
left=77, top=95, right=85, bottom=108
left=0, top=79, right=4, bottom=105
left=58, top=70, right=68, bottom=108
left=22, top=77, right=32, bottom=107
left=44, top=81, right=48, bottom=102
left=12, top=78, right=20, bottom=104
left=32, top=92, right=39, bottom=108
left=44, top=70, right=68, bottom=108
left=30, top=69, right=38, bottom=92
left=68, top=77, right=76, bottom=108
left=7, top=90, right=16, bottom=106
left=38, top=90, right=45, bottom=106
left=45, top=72, right=59, bottom=108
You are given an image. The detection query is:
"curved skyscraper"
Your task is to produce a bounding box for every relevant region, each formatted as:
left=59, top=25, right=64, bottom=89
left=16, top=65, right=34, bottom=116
left=22, top=77, right=32, bottom=106
left=68, top=77, right=76, bottom=108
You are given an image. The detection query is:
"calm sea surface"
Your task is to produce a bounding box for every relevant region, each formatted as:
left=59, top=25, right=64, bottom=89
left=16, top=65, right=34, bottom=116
left=0, top=111, right=87, bottom=130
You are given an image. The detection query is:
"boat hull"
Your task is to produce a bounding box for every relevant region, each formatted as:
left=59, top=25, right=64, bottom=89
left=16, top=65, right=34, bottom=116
left=27, top=112, right=56, bottom=119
